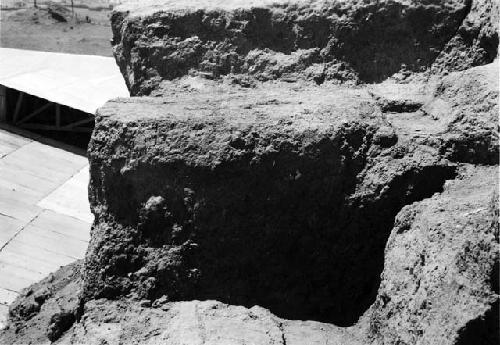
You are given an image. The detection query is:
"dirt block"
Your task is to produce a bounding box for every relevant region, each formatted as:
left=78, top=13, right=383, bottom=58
left=84, top=83, right=386, bottom=326
left=368, top=165, right=499, bottom=345
left=110, top=0, right=470, bottom=95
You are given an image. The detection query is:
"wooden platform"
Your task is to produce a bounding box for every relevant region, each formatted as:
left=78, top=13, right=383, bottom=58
left=0, top=128, right=92, bottom=329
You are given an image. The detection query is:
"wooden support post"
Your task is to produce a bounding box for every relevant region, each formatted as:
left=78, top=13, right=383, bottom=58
left=17, top=101, right=52, bottom=125
left=20, top=123, right=93, bottom=133
left=56, top=104, right=61, bottom=128
left=0, top=85, right=6, bottom=122
left=13, top=91, right=24, bottom=124
left=62, top=117, right=93, bottom=130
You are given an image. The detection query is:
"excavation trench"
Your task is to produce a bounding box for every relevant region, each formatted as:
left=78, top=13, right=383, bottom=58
left=86, top=140, right=457, bottom=326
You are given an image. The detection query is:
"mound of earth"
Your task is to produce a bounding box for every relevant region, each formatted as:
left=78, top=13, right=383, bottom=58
left=0, top=262, right=82, bottom=345
left=0, top=0, right=498, bottom=344
left=110, top=0, right=498, bottom=95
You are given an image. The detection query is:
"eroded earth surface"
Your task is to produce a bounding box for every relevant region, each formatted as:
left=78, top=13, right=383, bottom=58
left=1, top=0, right=498, bottom=344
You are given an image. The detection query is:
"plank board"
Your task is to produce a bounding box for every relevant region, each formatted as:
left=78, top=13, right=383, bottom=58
left=0, top=288, right=19, bottom=306
left=0, top=128, right=92, bottom=328
left=0, top=129, right=31, bottom=158
left=14, top=224, right=88, bottom=260
left=37, top=167, right=94, bottom=224
left=29, top=209, right=91, bottom=242
left=0, top=215, right=24, bottom=248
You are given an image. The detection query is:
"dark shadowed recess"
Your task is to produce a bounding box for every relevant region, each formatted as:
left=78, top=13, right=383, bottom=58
left=4, top=87, right=93, bottom=150
left=90, top=141, right=457, bottom=326
left=114, top=0, right=472, bottom=96
left=456, top=300, right=499, bottom=345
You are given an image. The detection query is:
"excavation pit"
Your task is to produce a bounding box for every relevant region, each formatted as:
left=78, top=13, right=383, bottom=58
left=82, top=84, right=458, bottom=326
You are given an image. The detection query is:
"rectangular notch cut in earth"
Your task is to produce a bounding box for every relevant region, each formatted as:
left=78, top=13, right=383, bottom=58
left=0, top=0, right=498, bottom=344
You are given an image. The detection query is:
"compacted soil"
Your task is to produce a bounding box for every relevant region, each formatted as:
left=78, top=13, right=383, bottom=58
left=0, top=1, right=498, bottom=344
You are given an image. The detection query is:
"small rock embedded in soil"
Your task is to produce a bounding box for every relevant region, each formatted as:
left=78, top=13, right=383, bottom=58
left=47, top=312, right=76, bottom=342
left=0, top=1, right=498, bottom=344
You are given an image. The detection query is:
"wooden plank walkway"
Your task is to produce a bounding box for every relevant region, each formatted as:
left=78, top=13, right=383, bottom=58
left=0, top=128, right=92, bottom=329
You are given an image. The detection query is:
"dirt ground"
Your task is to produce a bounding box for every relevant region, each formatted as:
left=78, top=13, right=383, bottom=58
left=0, top=1, right=115, bottom=56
